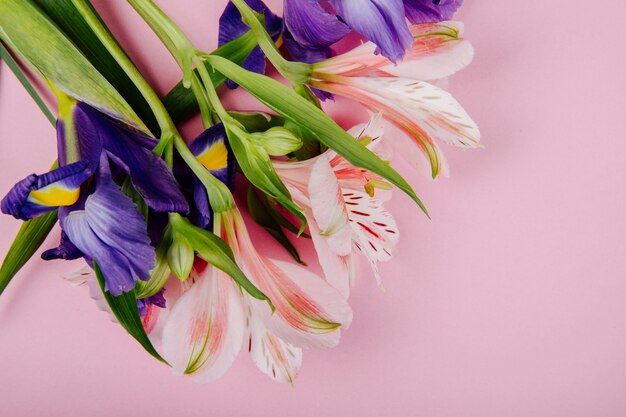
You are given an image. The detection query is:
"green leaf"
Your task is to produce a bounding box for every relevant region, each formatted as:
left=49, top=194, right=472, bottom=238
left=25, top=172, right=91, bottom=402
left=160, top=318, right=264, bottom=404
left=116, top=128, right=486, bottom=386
left=31, top=0, right=160, bottom=133
left=168, top=214, right=269, bottom=303
left=247, top=186, right=304, bottom=265
left=0, top=210, right=58, bottom=296
left=93, top=261, right=167, bottom=364
left=0, top=41, right=55, bottom=125
left=0, top=0, right=146, bottom=131
left=205, top=55, right=429, bottom=216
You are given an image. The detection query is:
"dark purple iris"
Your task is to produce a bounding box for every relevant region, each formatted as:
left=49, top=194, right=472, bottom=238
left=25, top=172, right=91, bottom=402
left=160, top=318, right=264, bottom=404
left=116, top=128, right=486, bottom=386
left=1, top=102, right=189, bottom=296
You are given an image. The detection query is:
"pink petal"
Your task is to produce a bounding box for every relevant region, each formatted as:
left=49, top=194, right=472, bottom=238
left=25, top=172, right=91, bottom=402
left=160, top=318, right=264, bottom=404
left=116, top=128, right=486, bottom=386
left=161, top=266, right=244, bottom=383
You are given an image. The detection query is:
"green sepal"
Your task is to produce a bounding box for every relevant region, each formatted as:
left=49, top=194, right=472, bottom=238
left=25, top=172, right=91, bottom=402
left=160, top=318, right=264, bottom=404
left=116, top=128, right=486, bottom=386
left=0, top=0, right=146, bottom=131
left=93, top=261, right=167, bottom=364
left=205, top=55, right=429, bottom=217
left=0, top=210, right=58, bottom=296
left=168, top=214, right=270, bottom=304
left=247, top=186, right=304, bottom=265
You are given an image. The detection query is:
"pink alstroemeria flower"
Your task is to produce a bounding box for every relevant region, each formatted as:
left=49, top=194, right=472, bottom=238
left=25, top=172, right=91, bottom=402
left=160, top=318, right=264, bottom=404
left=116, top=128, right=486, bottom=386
left=274, top=116, right=399, bottom=297
left=309, top=21, right=479, bottom=178
left=156, top=208, right=351, bottom=383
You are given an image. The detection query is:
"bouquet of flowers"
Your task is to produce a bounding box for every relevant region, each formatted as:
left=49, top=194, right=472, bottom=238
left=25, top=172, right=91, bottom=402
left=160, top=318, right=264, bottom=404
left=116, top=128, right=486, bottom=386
left=0, top=0, right=478, bottom=383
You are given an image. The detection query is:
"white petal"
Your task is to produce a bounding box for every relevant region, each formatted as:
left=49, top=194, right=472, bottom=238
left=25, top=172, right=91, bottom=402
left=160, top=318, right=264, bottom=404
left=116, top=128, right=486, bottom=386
left=308, top=156, right=352, bottom=256
left=245, top=305, right=303, bottom=383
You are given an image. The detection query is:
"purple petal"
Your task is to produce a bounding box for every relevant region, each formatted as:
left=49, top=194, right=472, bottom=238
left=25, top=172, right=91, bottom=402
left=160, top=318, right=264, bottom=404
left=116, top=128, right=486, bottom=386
left=1, top=160, right=93, bottom=220
left=137, top=288, right=167, bottom=317
left=283, top=0, right=350, bottom=48
left=188, top=124, right=236, bottom=229
left=188, top=124, right=234, bottom=187
left=331, top=0, right=414, bottom=62
left=77, top=104, right=189, bottom=214
left=403, top=0, right=463, bottom=23
left=42, top=232, right=83, bottom=261
left=283, top=29, right=333, bottom=64
left=62, top=156, right=156, bottom=296
left=219, top=0, right=283, bottom=88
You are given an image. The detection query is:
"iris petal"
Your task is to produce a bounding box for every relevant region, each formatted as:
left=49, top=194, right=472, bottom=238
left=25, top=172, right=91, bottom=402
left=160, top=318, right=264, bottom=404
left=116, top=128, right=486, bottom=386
left=62, top=156, right=156, bottom=296
left=1, top=160, right=93, bottom=220
left=77, top=104, right=189, bottom=213
left=283, top=0, right=349, bottom=49
left=188, top=124, right=235, bottom=229
left=330, top=0, right=413, bottom=63
left=403, top=0, right=463, bottom=23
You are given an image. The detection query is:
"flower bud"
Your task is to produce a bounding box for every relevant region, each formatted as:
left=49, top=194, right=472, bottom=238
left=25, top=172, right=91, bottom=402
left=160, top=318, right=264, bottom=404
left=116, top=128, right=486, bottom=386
left=248, top=127, right=303, bottom=156
left=167, top=230, right=195, bottom=281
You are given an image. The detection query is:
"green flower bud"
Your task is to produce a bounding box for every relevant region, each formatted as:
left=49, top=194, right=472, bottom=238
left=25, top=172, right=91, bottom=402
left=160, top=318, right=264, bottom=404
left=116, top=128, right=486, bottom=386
left=248, top=127, right=303, bottom=156
left=167, top=230, right=195, bottom=281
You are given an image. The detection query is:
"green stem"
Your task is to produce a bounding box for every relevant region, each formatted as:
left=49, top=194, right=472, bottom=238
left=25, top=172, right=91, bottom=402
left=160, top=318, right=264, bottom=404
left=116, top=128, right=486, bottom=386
left=190, top=74, right=214, bottom=128
left=193, top=56, right=230, bottom=122
left=229, top=0, right=310, bottom=85
left=70, top=0, right=177, bottom=146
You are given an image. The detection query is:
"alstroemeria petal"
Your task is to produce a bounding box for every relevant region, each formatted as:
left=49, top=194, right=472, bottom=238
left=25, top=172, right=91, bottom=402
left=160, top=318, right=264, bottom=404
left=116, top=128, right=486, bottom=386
left=78, top=105, right=188, bottom=213
left=1, top=160, right=92, bottom=220
left=62, top=157, right=156, bottom=296
left=162, top=267, right=244, bottom=383
left=330, top=0, right=413, bottom=62
left=308, top=156, right=352, bottom=256
left=379, top=22, right=473, bottom=80
left=345, top=190, right=399, bottom=286
left=404, top=0, right=463, bottom=24
left=252, top=258, right=353, bottom=349
left=307, top=212, right=354, bottom=298
left=245, top=305, right=302, bottom=383
left=283, top=0, right=349, bottom=49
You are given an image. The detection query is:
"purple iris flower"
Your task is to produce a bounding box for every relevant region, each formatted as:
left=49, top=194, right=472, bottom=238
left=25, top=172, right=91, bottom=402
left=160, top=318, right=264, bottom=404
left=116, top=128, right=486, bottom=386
left=186, top=123, right=234, bottom=229
left=1, top=102, right=189, bottom=296
left=284, top=0, right=463, bottom=62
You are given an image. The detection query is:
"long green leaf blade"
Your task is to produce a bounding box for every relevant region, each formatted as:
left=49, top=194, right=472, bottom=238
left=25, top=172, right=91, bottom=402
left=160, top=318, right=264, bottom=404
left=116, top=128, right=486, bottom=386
left=0, top=41, right=55, bottom=125
left=206, top=55, right=429, bottom=216
left=93, top=261, right=167, bottom=364
left=0, top=210, right=58, bottom=296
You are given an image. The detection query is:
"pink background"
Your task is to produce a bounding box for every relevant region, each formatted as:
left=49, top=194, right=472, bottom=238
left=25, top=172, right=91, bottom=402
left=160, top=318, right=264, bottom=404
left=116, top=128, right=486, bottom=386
left=1, top=0, right=625, bottom=416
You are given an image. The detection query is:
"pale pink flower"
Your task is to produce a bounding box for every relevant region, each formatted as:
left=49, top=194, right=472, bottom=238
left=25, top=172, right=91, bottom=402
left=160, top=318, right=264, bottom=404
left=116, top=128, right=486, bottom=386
left=156, top=207, right=351, bottom=383
left=309, top=21, right=480, bottom=178
left=274, top=116, right=399, bottom=297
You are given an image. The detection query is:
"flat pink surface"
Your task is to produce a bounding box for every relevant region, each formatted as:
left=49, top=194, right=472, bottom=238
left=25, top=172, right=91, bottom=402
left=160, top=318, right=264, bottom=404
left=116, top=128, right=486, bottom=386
left=1, top=1, right=625, bottom=416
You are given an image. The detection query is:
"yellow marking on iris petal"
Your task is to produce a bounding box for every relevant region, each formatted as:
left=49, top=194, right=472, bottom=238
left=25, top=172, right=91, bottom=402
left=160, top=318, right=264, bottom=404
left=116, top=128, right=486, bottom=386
left=197, top=142, right=228, bottom=171
left=28, top=184, right=80, bottom=207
